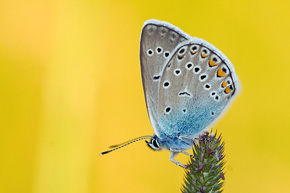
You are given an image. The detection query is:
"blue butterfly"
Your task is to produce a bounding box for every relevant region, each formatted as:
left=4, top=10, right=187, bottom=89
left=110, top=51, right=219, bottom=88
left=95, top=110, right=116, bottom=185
left=100, top=19, right=239, bottom=168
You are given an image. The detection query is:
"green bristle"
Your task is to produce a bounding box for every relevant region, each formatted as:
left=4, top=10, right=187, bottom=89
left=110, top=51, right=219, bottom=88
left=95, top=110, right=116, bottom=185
left=181, top=131, right=225, bottom=193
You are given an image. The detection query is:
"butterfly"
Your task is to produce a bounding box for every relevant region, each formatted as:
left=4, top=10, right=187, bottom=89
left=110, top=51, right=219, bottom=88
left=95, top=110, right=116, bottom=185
left=100, top=19, right=240, bottom=169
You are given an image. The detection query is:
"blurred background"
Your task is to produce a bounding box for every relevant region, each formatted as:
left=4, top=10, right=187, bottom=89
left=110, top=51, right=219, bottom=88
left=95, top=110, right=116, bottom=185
left=0, top=0, right=289, bottom=193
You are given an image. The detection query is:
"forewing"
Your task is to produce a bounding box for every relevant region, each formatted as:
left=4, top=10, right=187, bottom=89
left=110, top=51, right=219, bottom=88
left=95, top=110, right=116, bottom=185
left=140, top=19, right=190, bottom=135
left=158, top=38, right=240, bottom=138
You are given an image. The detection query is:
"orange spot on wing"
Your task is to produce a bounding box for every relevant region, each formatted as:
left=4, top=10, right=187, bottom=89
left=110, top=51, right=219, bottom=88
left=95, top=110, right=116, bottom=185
left=201, top=53, right=208, bottom=58
left=209, top=59, right=218, bottom=67
left=222, top=81, right=227, bottom=88
left=178, top=55, right=184, bottom=59
left=225, top=86, right=232, bottom=94
left=217, top=68, right=226, bottom=77
left=191, top=51, right=197, bottom=55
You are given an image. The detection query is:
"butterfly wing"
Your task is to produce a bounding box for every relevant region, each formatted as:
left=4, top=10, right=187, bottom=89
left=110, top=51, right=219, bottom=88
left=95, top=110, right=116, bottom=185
left=158, top=38, right=240, bottom=138
left=140, top=19, right=190, bottom=136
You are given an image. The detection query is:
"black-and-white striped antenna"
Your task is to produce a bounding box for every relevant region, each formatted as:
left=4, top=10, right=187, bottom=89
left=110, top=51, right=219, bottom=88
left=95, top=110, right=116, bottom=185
left=99, top=135, right=152, bottom=155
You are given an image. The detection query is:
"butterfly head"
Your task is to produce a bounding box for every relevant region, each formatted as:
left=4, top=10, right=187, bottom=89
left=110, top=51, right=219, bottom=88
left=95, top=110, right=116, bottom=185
left=146, top=135, right=162, bottom=151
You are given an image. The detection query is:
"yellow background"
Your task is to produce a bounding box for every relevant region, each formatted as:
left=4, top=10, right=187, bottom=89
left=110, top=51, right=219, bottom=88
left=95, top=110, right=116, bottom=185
left=0, top=0, right=289, bottom=193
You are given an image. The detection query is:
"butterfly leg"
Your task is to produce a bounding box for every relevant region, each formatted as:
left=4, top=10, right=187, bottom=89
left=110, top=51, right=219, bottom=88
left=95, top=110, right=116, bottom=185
left=180, top=151, right=194, bottom=158
left=169, top=152, right=188, bottom=169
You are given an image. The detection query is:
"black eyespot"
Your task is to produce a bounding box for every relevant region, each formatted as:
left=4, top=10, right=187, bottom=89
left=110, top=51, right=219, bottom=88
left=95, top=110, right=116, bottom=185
left=156, top=47, right=163, bottom=54
left=179, top=48, right=185, bottom=54
left=164, top=52, right=170, bottom=57
left=147, top=49, right=153, bottom=56
left=194, top=67, right=200, bottom=73
left=222, top=67, right=227, bottom=73
left=179, top=92, right=191, bottom=97
left=211, top=112, right=215, bottom=116
left=200, top=74, right=207, bottom=80
left=153, top=75, right=160, bottom=80
left=213, top=57, right=218, bottom=62
left=165, top=107, right=171, bottom=113
left=227, top=80, right=231, bottom=84
left=215, top=96, right=219, bottom=100
left=202, top=49, right=208, bottom=54
left=211, top=92, right=216, bottom=96
left=174, top=69, right=181, bottom=75
left=186, top=63, right=193, bottom=69
left=205, top=84, right=210, bottom=89
left=163, top=81, right=170, bottom=88
left=230, top=85, right=234, bottom=90
left=183, top=109, right=186, bottom=113
left=191, top=46, right=197, bottom=51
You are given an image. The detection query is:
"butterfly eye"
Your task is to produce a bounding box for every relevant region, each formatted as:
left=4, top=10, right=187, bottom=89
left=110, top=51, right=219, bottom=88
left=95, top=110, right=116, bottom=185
left=152, top=139, right=159, bottom=148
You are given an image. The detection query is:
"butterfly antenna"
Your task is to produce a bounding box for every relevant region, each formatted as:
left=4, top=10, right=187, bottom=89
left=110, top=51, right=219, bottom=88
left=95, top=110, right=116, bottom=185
left=99, top=135, right=152, bottom=155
